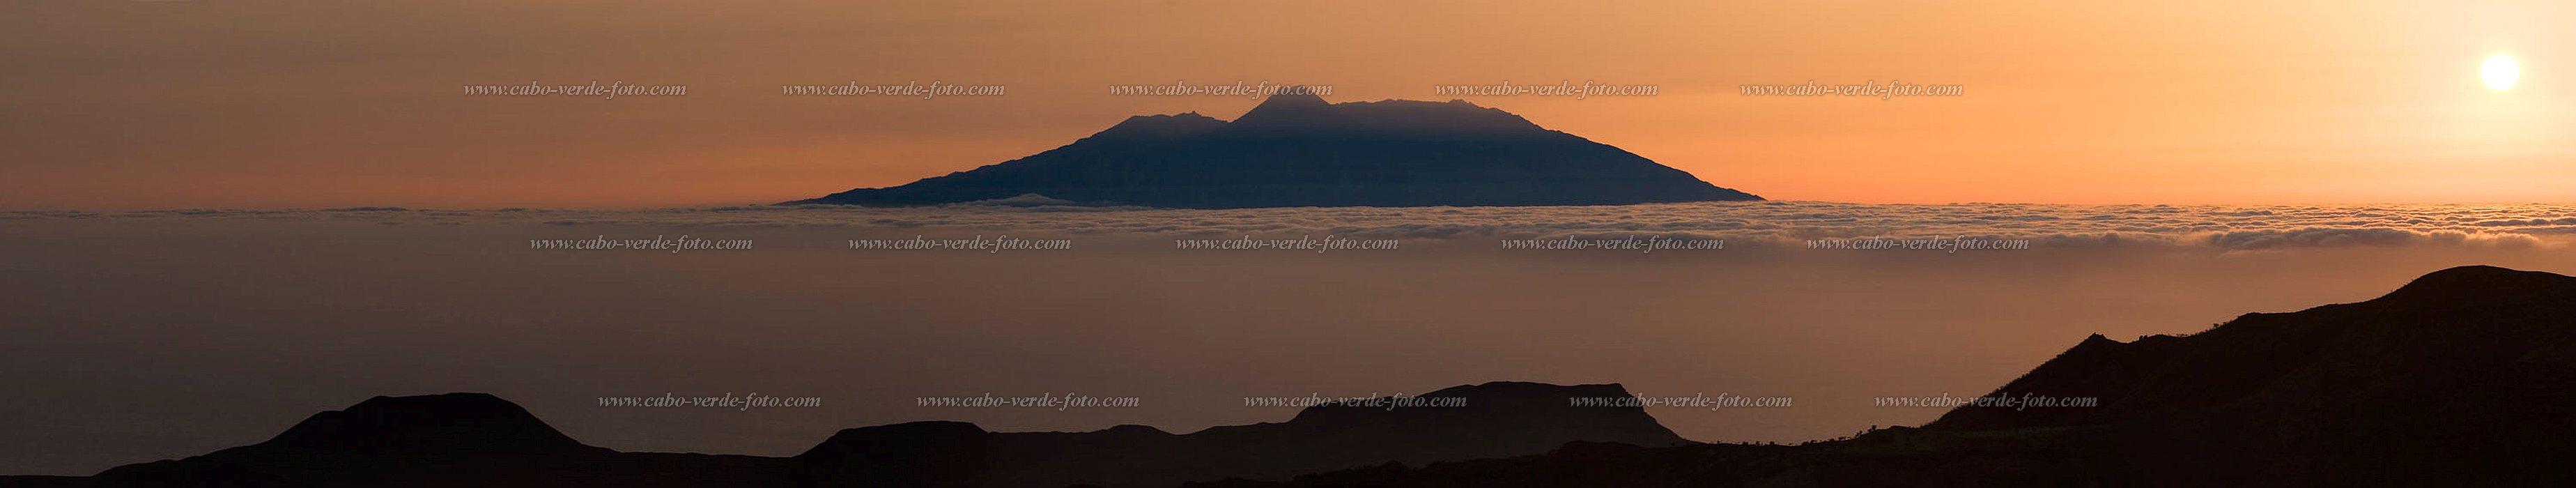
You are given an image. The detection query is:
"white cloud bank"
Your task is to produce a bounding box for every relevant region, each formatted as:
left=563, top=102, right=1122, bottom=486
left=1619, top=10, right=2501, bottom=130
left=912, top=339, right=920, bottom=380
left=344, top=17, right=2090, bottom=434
left=15, top=201, right=2570, bottom=250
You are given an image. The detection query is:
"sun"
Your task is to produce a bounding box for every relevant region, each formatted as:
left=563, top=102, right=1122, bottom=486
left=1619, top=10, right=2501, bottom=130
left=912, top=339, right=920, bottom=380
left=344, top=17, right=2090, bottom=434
left=2482, top=54, right=2520, bottom=90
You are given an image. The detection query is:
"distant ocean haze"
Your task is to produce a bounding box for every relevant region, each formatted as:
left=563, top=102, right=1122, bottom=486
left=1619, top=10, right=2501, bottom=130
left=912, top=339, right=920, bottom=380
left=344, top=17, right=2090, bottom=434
left=2, top=204, right=2574, bottom=475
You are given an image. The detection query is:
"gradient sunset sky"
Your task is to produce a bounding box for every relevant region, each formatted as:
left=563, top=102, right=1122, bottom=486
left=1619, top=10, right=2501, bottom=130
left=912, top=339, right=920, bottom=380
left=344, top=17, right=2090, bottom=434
left=3, top=0, right=2569, bottom=209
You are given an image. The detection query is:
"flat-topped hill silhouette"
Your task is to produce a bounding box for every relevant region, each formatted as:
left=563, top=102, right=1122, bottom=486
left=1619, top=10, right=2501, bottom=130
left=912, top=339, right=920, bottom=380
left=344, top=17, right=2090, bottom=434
left=91, top=393, right=786, bottom=487
left=785, top=92, right=1761, bottom=208
left=1196, top=265, right=2576, bottom=487
left=68, top=382, right=1681, bottom=487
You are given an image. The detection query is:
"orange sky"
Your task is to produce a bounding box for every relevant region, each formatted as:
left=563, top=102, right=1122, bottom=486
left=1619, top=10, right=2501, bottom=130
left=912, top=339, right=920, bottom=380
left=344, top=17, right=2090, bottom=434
left=3, top=0, right=2570, bottom=209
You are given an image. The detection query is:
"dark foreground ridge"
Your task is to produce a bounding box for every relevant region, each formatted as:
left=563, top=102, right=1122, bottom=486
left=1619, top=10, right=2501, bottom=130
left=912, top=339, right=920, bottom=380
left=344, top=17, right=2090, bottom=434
left=16, top=266, right=2576, bottom=487
left=785, top=92, right=1761, bottom=208
left=43, top=383, right=1683, bottom=487
left=1196, top=266, right=2576, bottom=487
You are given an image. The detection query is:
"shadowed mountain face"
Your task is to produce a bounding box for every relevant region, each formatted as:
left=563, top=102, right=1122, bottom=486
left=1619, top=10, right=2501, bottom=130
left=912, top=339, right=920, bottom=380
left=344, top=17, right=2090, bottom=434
left=1927, top=265, right=2576, bottom=432
left=1196, top=266, right=2576, bottom=487
left=1915, top=264, right=2576, bottom=483
left=63, top=383, right=1681, bottom=488
left=787, top=93, right=1761, bottom=208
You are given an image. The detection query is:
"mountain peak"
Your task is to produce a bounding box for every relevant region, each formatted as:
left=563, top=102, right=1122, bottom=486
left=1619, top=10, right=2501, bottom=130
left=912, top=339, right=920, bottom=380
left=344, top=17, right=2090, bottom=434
left=1228, top=89, right=1343, bottom=129
left=1251, top=89, right=1329, bottom=109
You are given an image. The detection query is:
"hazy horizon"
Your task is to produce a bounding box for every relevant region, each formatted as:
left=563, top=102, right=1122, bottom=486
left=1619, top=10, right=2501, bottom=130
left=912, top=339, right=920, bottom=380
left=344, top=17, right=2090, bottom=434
left=7, top=0, right=2573, bottom=209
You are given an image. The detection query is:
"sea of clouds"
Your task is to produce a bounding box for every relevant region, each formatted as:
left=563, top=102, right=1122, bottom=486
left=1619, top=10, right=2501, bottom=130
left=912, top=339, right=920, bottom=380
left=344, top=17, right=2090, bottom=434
left=12, top=201, right=2572, bottom=250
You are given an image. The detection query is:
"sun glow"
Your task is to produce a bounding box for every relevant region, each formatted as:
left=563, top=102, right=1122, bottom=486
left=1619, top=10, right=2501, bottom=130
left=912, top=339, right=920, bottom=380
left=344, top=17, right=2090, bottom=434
left=2482, top=54, right=2521, bottom=90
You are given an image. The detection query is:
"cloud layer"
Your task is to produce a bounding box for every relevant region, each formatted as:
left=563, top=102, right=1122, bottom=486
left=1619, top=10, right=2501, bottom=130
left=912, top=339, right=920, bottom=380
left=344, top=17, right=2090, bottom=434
left=15, top=201, right=2571, bottom=250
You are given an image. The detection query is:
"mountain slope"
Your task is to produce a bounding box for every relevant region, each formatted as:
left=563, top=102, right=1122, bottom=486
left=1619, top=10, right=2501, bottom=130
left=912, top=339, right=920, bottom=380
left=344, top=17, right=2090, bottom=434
left=787, top=93, right=1761, bottom=208
left=1205, top=265, right=2576, bottom=487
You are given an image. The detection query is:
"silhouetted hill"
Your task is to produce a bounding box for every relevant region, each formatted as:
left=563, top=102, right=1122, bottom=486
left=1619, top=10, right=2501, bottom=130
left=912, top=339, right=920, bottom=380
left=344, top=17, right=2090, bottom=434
left=72, top=383, right=1683, bottom=487
left=1932, top=265, right=2576, bottom=431
left=786, top=92, right=1761, bottom=208
left=792, top=381, right=1683, bottom=487
left=249, top=393, right=597, bottom=455
left=1199, top=266, right=2576, bottom=487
